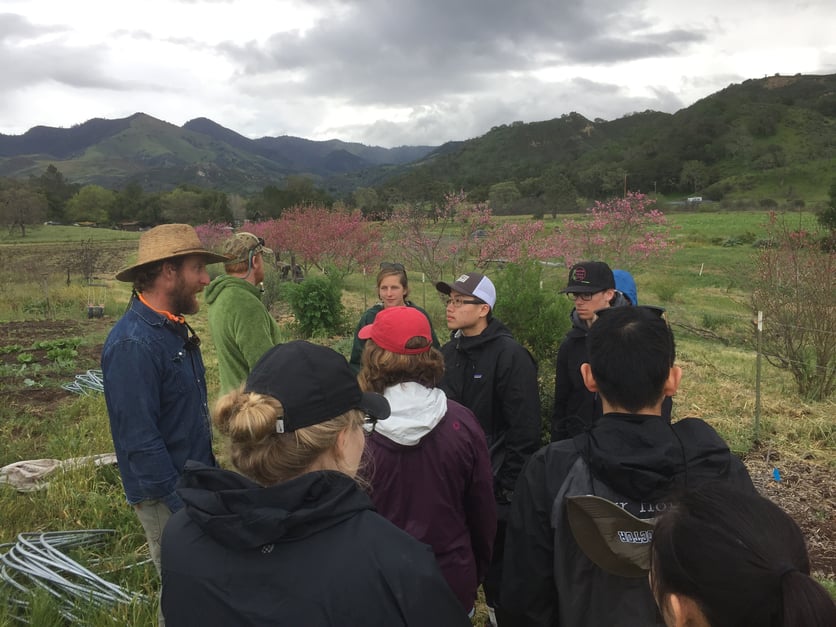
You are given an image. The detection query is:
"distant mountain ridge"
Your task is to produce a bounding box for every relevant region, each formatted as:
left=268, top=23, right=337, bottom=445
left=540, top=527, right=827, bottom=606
left=0, top=113, right=436, bottom=192
left=1, top=73, right=835, bottom=203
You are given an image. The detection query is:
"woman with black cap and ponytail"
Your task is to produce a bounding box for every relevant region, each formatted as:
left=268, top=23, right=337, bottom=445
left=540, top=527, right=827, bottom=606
left=650, top=482, right=836, bottom=627
left=161, top=340, right=470, bottom=626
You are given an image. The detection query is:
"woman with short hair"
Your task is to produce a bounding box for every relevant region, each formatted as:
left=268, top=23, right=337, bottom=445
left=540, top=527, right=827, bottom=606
left=161, top=340, right=470, bottom=626
left=358, top=306, right=497, bottom=613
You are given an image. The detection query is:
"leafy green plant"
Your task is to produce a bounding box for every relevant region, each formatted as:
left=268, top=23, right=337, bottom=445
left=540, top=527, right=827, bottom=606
left=46, top=346, right=78, bottom=367
left=32, top=338, right=82, bottom=350
left=16, top=352, right=34, bottom=364
left=0, top=343, right=23, bottom=354
left=283, top=273, right=347, bottom=338
left=491, top=260, right=572, bottom=365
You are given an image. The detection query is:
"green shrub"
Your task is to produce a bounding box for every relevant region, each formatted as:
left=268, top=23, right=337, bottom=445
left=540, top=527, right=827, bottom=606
left=491, top=260, right=572, bottom=365
left=650, top=278, right=681, bottom=303
left=283, top=273, right=347, bottom=338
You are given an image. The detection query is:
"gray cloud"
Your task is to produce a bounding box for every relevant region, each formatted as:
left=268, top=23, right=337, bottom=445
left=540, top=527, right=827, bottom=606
left=0, top=12, right=63, bottom=41
left=316, top=75, right=689, bottom=147
left=1, top=1, right=833, bottom=146
left=217, top=0, right=705, bottom=107
left=0, top=13, right=128, bottom=92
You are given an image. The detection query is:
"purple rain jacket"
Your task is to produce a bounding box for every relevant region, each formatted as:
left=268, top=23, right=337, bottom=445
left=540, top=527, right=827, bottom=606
left=364, top=382, right=497, bottom=610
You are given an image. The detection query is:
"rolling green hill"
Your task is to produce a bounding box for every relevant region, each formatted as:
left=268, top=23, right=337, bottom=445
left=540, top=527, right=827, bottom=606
left=0, top=113, right=434, bottom=194
left=1, top=73, right=834, bottom=204
left=369, top=74, right=836, bottom=205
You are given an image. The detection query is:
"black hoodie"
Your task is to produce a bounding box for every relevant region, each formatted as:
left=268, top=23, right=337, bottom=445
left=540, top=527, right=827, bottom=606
left=501, top=413, right=755, bottom=627
left=550, top=295, right=672, bottom=442
left=439, top=317, right=541, bottom=503
left=161, top=463, right=470, bottom=626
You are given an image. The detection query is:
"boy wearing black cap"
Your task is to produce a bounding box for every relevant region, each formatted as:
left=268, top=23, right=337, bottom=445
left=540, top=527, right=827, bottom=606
left=551, top=260, right=630, bottom=441
left=436, top=272, right=541, bottom=625
left=501, top=307, right=754, bottom=627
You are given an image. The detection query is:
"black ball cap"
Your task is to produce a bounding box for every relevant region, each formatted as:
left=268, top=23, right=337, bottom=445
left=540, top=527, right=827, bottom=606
left=245, top=341, right=390, bottom=431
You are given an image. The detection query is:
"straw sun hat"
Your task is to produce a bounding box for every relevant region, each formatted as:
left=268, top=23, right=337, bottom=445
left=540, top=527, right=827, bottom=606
left=115, top=224, right=229, bottom=282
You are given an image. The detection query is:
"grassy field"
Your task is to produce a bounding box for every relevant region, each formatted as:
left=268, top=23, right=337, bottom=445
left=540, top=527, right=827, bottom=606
left=0, top=211, right=833, bottom=623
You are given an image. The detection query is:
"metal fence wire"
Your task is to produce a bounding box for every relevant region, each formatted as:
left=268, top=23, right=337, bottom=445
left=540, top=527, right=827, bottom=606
left=61, top=369, right=104, bottom=396
left=0, top=530, right=149, bottom=623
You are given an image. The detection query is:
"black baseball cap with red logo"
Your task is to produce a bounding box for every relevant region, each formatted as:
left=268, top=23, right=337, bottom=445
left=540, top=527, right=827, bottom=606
left=560, top=261, right=615, bottom=294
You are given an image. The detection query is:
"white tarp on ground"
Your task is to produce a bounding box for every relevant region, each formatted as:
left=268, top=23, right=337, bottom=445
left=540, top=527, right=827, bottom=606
left=0, top=453, right=117, bottom=492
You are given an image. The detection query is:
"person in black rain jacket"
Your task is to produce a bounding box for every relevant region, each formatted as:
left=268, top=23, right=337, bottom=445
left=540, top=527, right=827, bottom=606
left=161, top=341, right=470, bottom=627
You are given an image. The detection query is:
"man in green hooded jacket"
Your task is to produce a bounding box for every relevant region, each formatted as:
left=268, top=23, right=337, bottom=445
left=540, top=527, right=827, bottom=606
left=206, top=232, right=284, bottom=394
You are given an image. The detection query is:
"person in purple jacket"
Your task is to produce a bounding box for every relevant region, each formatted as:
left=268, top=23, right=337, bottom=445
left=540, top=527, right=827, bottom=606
left=358, top=306, right=498, bottom=613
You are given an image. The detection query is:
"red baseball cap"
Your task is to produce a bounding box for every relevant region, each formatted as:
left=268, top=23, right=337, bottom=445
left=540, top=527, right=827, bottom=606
left=358, top=306, right=432, bottom=354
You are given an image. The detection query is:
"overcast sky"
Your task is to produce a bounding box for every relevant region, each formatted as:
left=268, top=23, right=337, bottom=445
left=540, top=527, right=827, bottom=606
left=2, top=0, right=834, bottom=147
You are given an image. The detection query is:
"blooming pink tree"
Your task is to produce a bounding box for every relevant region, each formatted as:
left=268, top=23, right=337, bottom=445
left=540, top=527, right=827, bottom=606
left=270, top=205, right=382, bottom=277
left=386, top=191, right=549, bottom=282
left=549, top=192, right=677, bottom=268
left=194, top=222, right=234, bottom=252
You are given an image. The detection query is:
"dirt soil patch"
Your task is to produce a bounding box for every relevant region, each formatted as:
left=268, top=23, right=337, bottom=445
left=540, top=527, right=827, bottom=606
left=0, top=318, right=110, bottom=412
left=745, top=449, right=836, bottom=579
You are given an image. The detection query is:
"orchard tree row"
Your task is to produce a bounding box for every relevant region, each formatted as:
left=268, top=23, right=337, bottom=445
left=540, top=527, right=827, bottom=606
left=195, top=191, right=677, bottom=283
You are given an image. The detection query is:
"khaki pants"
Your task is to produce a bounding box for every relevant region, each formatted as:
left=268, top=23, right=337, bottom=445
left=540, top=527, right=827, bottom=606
left=134, top=499, right=171, bottom=626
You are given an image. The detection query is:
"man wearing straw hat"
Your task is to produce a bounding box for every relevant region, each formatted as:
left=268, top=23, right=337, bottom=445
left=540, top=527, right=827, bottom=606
left=101, top=224, right=227, bottom=599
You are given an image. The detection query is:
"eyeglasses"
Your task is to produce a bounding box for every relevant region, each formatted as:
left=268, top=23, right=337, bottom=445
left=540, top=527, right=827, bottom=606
left=444, top=296, right=485, bottom=308
left=566, top=291, right=602, bottom=301
left=380, top=262, right=405, bottom=271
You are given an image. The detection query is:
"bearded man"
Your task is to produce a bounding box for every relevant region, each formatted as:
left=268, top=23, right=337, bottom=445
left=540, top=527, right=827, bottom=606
left=102, top=224, right=227, bottom=587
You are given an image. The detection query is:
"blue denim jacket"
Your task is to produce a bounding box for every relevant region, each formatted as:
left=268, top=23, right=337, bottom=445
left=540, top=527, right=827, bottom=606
left=102, top=297, right=216, bottom=512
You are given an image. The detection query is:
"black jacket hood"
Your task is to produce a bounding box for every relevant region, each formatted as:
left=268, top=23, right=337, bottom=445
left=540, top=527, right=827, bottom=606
left=574, top=413, right=738, bottom=500
left=565, top=291, right=631, bottom=339
left=177, top=462, right=371, bottom=550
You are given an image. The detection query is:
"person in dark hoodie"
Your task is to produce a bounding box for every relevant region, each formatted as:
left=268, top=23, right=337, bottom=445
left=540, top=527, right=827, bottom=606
left=500, top=306, right=755, bottom=627
left=551, top=261, right=630, bottom=442
left=435, top=272, right=541, bottom=627
left=357, top=306, right=497, bottom=614
left=161, top=340, right=471, bottom=627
